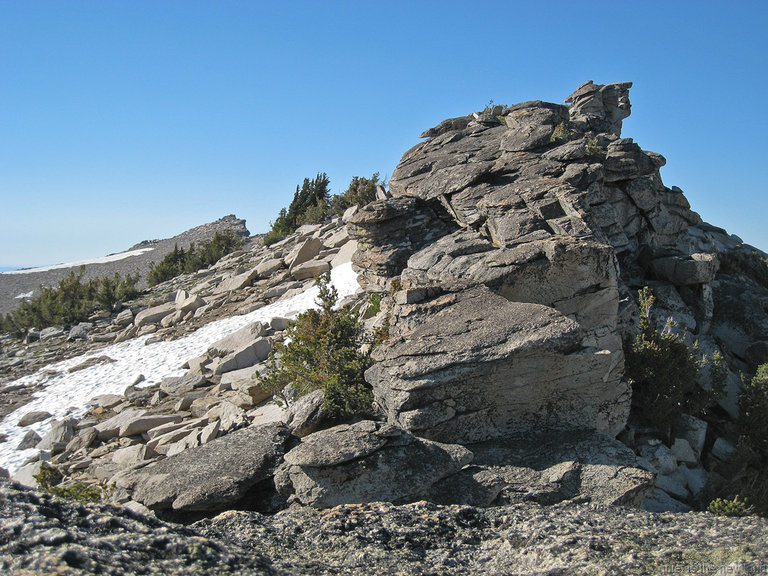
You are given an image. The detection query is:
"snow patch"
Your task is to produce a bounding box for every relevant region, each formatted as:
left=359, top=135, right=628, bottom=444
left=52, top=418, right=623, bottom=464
left=14, top=291, right=34, bottom=300
left=1, top=248, right=156, bottom=275
left=0, top=262, right=360, bottom=474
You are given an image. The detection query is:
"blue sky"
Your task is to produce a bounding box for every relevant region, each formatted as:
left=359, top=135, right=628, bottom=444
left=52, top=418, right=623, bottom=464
left=1, top=1, right=767, bottom=267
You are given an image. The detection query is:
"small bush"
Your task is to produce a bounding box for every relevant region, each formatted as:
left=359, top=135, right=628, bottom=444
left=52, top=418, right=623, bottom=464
left=261, top=272, right=373, bottom=419
left=147, top=230, right=244, bottom=286
left=550, top=122, right=570, bottom=143
left=707, top=496, right=750, bottom=517
left=1, top=268, right=142, bottom=334
left=264, top=173, right=331, bottom=246
left=624, top=287, right=724, bottom=435
left=34, top=462, right=102, bottom=504
left=732, top=363, right=768, bottom=515
left=329, top=173, right=383, bottom=216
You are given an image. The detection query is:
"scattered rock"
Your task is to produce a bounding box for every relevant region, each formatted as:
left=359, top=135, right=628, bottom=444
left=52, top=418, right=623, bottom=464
left=119, top=422, right=290, bottom=512
left=17, top=411, right=52, bottom=427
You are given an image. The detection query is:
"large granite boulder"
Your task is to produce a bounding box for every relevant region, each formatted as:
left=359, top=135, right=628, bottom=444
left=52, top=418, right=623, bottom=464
left=367, top=287, right=628, bottom=444
left=276, top=420, right=472, bottom=508
left=117, top=422, right=290, bottom=512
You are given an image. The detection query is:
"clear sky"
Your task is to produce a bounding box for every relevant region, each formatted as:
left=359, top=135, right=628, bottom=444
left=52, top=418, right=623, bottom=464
left=1, top=1, right=767, bottom=268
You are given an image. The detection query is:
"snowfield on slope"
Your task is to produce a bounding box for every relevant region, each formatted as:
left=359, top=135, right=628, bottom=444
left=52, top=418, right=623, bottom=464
left=0, top=262, right=359, bottom=474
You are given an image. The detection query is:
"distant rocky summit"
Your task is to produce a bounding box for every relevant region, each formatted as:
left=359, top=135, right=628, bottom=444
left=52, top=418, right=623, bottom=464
left=2, top=81, right=768, bottom=574
left=0, top=215, right=249, bottom=315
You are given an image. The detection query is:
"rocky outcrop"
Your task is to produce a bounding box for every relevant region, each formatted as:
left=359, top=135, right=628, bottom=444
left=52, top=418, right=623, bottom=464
left=349, top=80, right=753, bottom=460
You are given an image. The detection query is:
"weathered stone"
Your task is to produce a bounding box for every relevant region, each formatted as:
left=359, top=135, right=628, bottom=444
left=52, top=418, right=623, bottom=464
left=16, top=430, right=41, bottom=450
left=290, top=259, right=330, bottom=281
left=65, top=428, right=98, bottom=453
left=670, top=438, right=698, bottom=465
left=114, top=308, right=134, bottom=327
left=255, top=258, right=284, bottom=278
left=119, top=414, right=182, bottom=438
left=68, top=322, right=93, bottom=341
left=566, top=80, right=632, bottom=136
left=17, top=411, right=52, bottom=427
left=112, top=444, right=149, bottom=469
left=134, top=302, right=176, bottom=328
left=269, top=316, right=292, bottom=331
left=367, top=287, right=628, bottom=443
left=284, top=389, right=326, bottom=437
left=89, top=394, right=124, bottom=410
left=651, top=253, right=719, bottom=285
left=175, top=291, right=206, bottom=313
left=426, top=430, right=653, bottom=508
left=207, top=322, right=267, bottom=357
left=39, top=327, right=65, bottom=340
left=280, top=421, right=472, bottom=508
left=500, top=104, right=568, bottom=152
left=11, top=461, right=43, bottom=489
left=286, top=238, right=323, bottom=270
left=36, top=419, right=76, bottom=453
left=159, top=371, right=207, bottom=396
left=119, top=422, right=290, bottom=511
left=213, top=268, right=259, bottom=294
left=211, top=337, right=271, bottom=375
left=205, top=401, right=248, bottom=433
left=220, top=365, right=270, bottom=404
left=711, top=437, right=737, bottom=462
left=641, top=488, right=691, bottom=513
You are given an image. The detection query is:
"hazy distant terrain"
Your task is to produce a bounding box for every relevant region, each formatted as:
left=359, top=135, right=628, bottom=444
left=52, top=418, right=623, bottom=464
left=0, top=215, right=249, bottom=315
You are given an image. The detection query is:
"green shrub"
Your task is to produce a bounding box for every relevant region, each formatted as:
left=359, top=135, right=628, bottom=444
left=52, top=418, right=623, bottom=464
left=624, top=287, right=724, bottom=435
left=34, top=462, right=102, bottom=504
left=261, top=272, right=373, bottom=419
left=264, top=173, right=331, bottom=246
left=1, top=268, right=142, bottom=334
left=707, top=496, right=750, bottom=517
left=550, top=122, right=570, bottom=143
left=329, top=173, right=384, bottom=216
left=732, top=363, right=768, bottom=515
left=368, top=292, right=382, bottom=316
left=95, top=273, right=139, bottom=312
left=147, top=230, right=244, bottom=286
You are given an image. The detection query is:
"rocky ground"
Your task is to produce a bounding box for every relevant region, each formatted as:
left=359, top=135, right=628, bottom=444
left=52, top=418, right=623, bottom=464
left=2, top=479, right=768, bottom=575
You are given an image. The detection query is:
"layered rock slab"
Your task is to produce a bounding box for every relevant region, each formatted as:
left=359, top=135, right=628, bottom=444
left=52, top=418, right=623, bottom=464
left=277, top=420, right=472, bottom=508
left=425, top=429, right=654, bottom=507
left=117, top=422, right=289, bottom=512
left=367, top=287, right=629, bottom=444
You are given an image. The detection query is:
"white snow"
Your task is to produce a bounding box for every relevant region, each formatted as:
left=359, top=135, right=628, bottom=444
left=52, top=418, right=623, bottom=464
left=14, top=291, right=34, bottom=300
left=1, top=248, right=156, bottom=275
left=0, top=262, right=360, bottom=474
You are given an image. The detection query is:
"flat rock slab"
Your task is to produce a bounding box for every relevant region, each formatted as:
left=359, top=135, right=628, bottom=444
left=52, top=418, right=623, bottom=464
left=425, top=429, right=654, bottom=507
left=120, top=422, right=289, bottom=511
left=279, top=420, right=472, bottom=508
